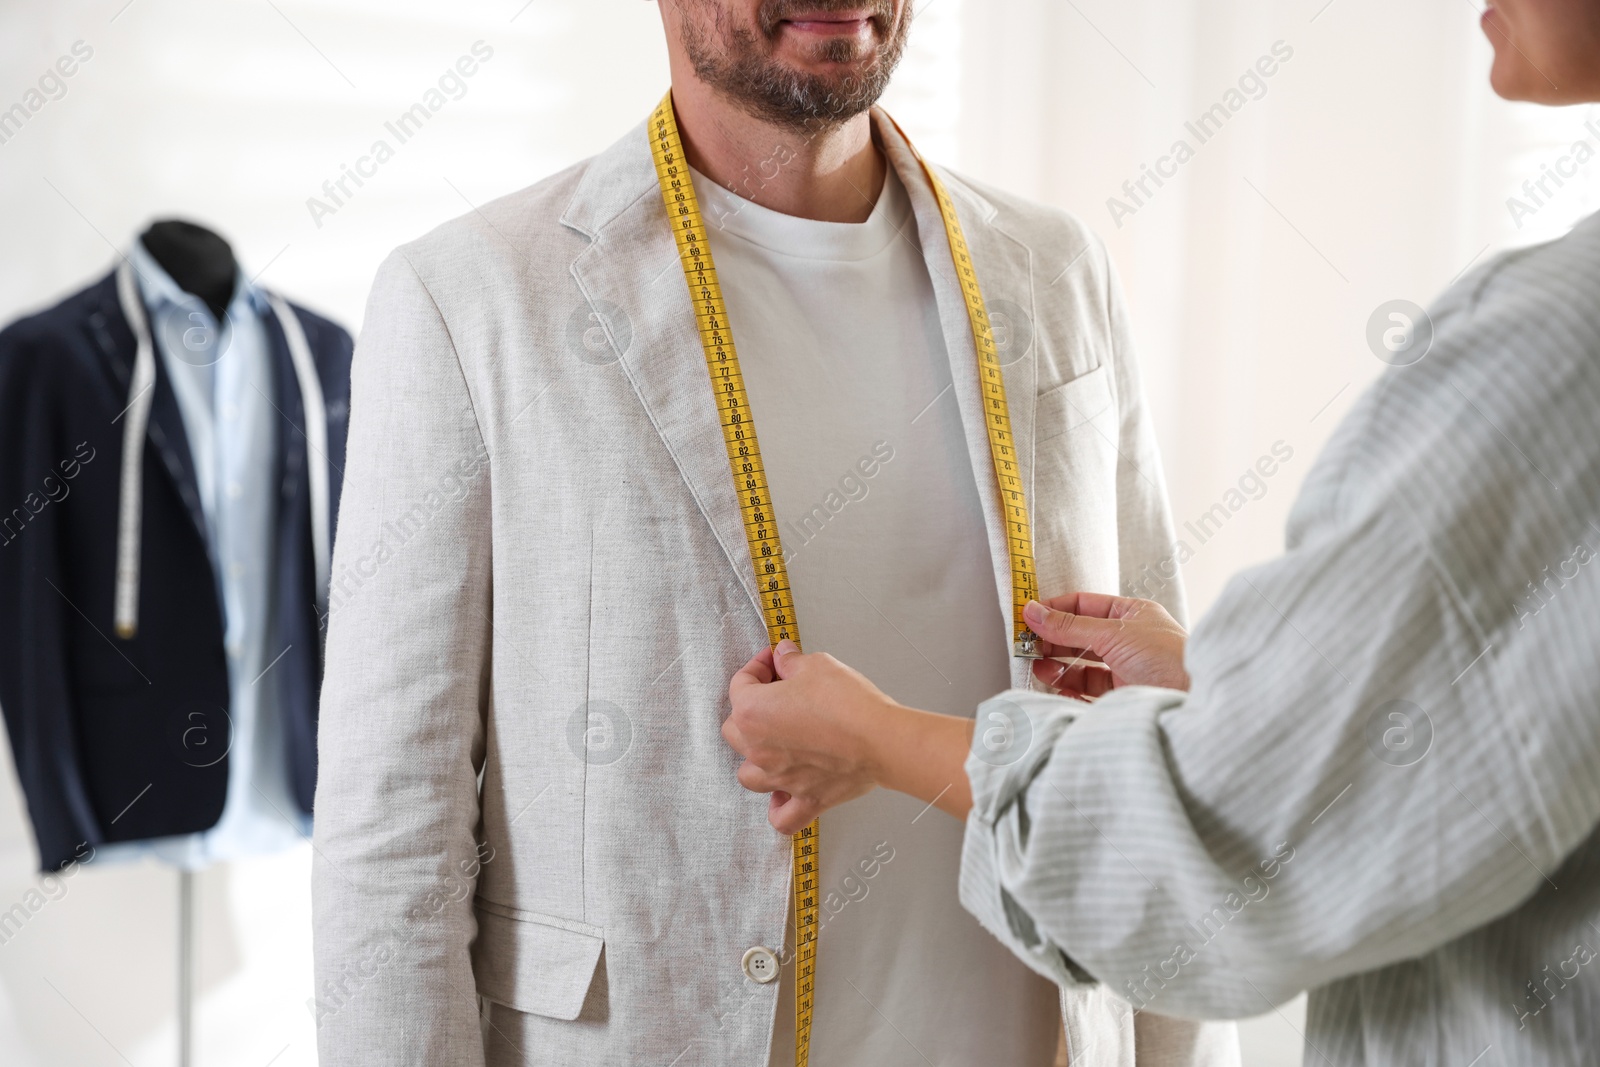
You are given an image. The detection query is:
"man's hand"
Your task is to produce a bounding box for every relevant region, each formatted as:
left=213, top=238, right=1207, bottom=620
left=1023, top=593, right=1191, bottom=697
left=723, top=642, right=976, bottom=832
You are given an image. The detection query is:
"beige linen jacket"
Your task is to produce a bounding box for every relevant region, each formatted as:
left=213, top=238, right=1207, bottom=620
left=311, top=109, right=1230, bottom=1066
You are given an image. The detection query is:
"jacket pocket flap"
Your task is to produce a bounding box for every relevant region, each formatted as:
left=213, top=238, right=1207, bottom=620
left=1036, top=364, right=1114, bottom=438
left=471, top=902, right=604, bottom=1021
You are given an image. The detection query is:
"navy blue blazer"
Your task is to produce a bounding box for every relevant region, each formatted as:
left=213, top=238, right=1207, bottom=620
left=0, top=269, right=350, bottom=871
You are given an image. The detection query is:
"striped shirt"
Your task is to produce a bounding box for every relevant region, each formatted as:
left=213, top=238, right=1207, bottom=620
left=959, top=210, right=1600, bottom=1066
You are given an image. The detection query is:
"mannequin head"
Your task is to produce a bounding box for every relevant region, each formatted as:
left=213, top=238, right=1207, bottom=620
left=1482, top=0, right=1600, bottom=103
left=138, top=220, right=237, bottom=323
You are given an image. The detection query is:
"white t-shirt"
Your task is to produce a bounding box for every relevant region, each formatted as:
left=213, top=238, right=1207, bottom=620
left=692, top=163, right=1060, bottom=1067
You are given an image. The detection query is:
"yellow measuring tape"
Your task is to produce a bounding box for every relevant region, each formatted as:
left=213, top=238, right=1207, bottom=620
left=648, top=91, right=1040, bottom=1066
left=883, top=112, right=1043, bottom=660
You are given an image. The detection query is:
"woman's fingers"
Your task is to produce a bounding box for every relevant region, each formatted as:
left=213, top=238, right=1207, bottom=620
left=1031, top=640, right=1106, bottom=663
left=720, top=714, right=746, bottom=755
left=1024, top=599, right=1126, bottom=655
left=726, top=648, right=784, bottom=761
left=771, top=638, right=805, bottom=678
left=737, top=759, right=778, bottom=794
left=740, top=763, right=823, bottom=834
left=1023, top=595, right=1192, bottom=692
left=723, top=641, right=900, bottom=825
left=730, top=647, right=777, bottom=697
left=1033, top=657, right=1116, bottom=697
left=770, top=792, right=822, bottom=835
left=1036, top=590, right=1128, bottom=620
left=1030, top=593, right=1123, bottom=659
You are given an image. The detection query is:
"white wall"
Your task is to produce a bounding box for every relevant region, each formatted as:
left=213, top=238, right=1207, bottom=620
left=1, top=1, right=1595, bottom=1064
left=959, top=0, right=1599, bottom=612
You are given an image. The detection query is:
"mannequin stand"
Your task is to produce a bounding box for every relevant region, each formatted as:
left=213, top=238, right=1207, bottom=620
left=178, top=869, right=194, bottom=1067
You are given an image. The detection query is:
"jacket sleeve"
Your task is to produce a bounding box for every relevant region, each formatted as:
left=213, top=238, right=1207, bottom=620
left=0, top=327, right=102, bottom=872
left=311, top=249, right=492, bottom=1064
left=1102, top=244, right=1187, bottom=625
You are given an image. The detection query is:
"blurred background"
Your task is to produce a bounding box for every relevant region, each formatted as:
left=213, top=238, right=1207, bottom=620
left=0, top=0, right=1596, bottom=1063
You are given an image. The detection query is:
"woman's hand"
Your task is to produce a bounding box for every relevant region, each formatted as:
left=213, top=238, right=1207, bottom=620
left=723, top=641, right=975, bottom=833
left=1023, top=593, right=1191, bottom=697
left=722, top=591, right=1188, bottom=833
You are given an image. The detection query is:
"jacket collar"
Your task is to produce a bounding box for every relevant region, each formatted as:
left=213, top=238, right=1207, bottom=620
left=558, top=116, right=660, bottom=240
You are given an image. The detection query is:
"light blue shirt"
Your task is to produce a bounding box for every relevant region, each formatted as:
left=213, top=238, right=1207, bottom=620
left=97, top=243, right=311, bottom=869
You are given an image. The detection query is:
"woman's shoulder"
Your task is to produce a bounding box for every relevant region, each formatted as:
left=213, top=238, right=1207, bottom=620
left=1441, top=211, right=1600, bottom=332
left=1285, top=211, right=1600, bottom=557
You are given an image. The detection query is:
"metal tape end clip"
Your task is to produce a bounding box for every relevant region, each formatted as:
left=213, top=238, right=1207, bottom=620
left=1013, top=629, right=1042, bottom=659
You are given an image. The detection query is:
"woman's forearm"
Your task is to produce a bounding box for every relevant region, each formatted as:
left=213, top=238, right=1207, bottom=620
left=724, top=597, right=1191, bottom=833
left=869, top=704, right=975, bottom=820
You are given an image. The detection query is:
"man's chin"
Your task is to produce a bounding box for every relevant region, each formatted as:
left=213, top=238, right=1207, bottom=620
left=771, top=35, right=881, bottom=71
left=775, top=59, right=880, bottom=91
left=682, top=9, right=909, bottom=129
left=766, top=40, right=894, bottom=91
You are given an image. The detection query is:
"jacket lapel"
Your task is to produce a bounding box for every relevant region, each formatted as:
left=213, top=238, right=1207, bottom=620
left=146, top=358, right=209, bottom=545
left=562, top=120, right=767, bottom=621
left=264, top=309, right=310, bottom=606
left=560, top=112, right=1042, bottom=660
left=263, top=309, right=306, bottom=529
left=875, top=113, right=1039, bottom=685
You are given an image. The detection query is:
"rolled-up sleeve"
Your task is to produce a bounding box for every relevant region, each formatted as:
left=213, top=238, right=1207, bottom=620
left=957, top=332, right=1600, bottom=1018
left=961, top=689, right=1086, bottom=986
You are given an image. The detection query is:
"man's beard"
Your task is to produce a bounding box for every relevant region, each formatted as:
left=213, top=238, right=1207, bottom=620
left=681, top=0, right=911, bottom=132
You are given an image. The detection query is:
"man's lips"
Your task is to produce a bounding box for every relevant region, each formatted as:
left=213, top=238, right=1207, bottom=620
left=779, top=13, right=876, bottom=36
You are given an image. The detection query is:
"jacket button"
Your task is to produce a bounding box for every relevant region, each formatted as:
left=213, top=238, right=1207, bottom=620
left=741, top=946, right=780, bottom=984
